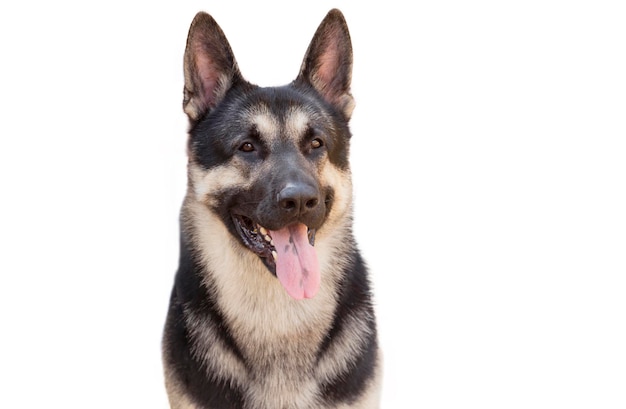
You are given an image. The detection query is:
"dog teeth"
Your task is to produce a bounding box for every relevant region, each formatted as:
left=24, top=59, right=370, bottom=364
left=264, top=234, right=271, bottom=242
left=259, top=226, right=268, bottom=235
left=271, top=250, right=278, bottom=261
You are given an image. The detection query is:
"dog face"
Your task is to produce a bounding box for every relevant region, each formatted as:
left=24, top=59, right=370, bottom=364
left=182, top=10, right=354, bottom=300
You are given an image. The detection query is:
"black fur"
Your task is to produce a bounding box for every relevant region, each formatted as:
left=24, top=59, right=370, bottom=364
left=163, top=236, right=247, bottom=408
left=318, top=252, right=378, bottom=405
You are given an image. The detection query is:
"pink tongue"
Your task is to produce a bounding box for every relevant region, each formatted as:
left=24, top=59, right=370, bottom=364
left=269, top=223, right=320, bottom=300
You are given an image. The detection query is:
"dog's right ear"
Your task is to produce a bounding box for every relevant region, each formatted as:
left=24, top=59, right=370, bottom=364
left=183, top=12, right=242, bottom=121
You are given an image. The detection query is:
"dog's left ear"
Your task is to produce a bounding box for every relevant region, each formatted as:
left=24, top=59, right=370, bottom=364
left=296, top=9, right=355, bottom=120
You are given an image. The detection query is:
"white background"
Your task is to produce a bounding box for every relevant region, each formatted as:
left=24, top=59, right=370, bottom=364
left=1, top=1, right=625, bottom=408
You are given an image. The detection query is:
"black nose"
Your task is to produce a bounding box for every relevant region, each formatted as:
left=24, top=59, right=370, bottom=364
left=277, top=183, right=320, bottom=215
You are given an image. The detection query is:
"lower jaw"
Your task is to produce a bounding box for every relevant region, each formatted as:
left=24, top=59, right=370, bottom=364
left=231, top=214, right=318, bottom=273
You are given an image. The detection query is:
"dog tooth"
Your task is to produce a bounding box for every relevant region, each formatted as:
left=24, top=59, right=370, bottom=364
left=270, top=239, right=274, bottom=246
left=259, top=226, right=268, bottom=235
left=264, top=234, right=271, bottom=242
left=271, top=250, right=277, bottom=261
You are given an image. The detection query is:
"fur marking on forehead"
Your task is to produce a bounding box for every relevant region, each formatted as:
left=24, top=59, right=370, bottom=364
left=286, top=108, right=311, bottom=139
left=247, top=105, right=279, bottom=140
left=246, top=104, right=329, bottom=143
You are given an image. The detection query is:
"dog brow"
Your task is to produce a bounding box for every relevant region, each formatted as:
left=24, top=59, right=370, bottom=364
left=250, top=108, right=280, bottom=141
left=286, top=108, right=311, bottom=141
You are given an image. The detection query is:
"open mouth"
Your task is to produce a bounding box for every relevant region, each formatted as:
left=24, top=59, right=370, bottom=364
left=232, top=215, right=316, bottom=272
left=231, top=214, right=319, bottom=300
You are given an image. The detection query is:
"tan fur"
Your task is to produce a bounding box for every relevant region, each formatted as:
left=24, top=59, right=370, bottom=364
left=189, top=163, right=251, bottom=205
left=285, top=107, right=312, bottom=138
left=171, top=157, right=381, bottom=408
left=164, top=367, right=200, bottom=409
left=249, top=108, right=280, bottom=142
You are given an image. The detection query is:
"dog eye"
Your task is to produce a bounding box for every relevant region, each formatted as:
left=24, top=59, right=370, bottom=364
left=239, top=142, right=255, bottom=152
left=311, top=138, right=324, bottom=149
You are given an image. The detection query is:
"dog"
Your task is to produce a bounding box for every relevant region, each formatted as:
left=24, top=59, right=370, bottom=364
left=162, top=9, right=382, bottom=409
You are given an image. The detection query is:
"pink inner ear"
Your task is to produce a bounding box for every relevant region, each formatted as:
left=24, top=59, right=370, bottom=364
left=315, top=37, right=341, bottom=96
left=195, top=50, right=221, bottom=108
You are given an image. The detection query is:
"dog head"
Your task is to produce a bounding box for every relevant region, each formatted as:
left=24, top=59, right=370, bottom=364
left=182, top=10, right=354, bottom=300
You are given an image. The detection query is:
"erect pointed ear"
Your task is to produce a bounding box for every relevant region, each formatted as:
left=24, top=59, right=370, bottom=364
left=296, top=9, right=355, bottom=120
left=183, top=12, right=242, bottom=121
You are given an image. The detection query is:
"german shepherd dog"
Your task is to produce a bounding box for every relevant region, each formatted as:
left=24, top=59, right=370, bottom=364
left=162, top=9, right=381, bottom=409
